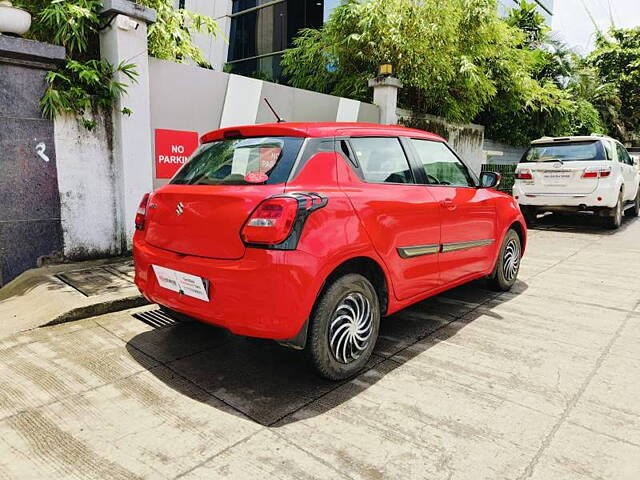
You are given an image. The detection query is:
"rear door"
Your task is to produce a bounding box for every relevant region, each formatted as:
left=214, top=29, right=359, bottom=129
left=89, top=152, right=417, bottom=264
left=337, top=137, right=442, bottom=300
left=409, top=139, right=497, bottom=285
left=144, top=136, right=304, bottom=259
left=516, top=140, right=609, bottom=196
left=616, top=143, right=639, bottom=202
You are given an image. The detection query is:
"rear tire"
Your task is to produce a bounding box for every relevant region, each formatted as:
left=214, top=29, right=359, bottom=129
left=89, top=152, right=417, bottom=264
left=624, top=187, right=640, bottom=217
left=604, top=192, right=623, bottom=229
left=306, top=273, right=380, bottom=381
left=487, top=229, right=522, bottom=292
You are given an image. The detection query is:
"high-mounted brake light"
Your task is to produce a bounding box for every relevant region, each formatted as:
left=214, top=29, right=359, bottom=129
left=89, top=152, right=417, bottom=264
left=582, top=167, right=611, bottom=179
left=241, top=192, right=328, bottom=248
left=135, top=193, right=150, bottom=230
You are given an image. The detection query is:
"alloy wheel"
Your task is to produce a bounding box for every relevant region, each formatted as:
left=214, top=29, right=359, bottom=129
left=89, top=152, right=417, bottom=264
left=503, top=238, right=521, bottom=283
left=328, top=292, right=373, bottom=364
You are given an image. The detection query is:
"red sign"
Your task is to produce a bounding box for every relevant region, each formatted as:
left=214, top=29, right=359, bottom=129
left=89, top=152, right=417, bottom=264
left=155, top=129, right=199, bottom=179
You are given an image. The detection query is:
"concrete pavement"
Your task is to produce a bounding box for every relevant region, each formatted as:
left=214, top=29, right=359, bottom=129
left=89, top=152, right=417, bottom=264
left=0, top=214, right=638, bottom=479
left=0, top=258, right=146, bottom=338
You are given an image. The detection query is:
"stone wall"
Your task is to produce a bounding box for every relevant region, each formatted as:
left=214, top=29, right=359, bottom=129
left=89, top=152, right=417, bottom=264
left=0, top=37, right=65, bottom=285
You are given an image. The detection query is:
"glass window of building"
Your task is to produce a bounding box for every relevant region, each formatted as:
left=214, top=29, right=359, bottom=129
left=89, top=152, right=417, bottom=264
left=227, top=0, right=325, bottom=82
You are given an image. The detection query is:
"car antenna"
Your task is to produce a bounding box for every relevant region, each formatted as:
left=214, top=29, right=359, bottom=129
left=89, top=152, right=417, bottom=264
left=264, top=98, right=286, bottom=123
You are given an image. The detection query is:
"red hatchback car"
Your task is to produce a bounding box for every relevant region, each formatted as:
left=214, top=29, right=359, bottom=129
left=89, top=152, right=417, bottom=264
left=134, top=123, right=526, bottom=379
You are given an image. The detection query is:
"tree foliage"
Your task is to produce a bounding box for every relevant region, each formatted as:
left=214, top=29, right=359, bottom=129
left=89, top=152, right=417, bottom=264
left=283, top=0, right=607, bottom=146
left=587, top=27, right=640, bottom=142
left=282, top=0, right=527, bottom=123
left=15, top=0, right=218, bottom=129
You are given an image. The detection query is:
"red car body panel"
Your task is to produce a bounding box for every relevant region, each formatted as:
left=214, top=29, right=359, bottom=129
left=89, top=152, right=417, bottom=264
left=134, top=122, right=526, bottom=343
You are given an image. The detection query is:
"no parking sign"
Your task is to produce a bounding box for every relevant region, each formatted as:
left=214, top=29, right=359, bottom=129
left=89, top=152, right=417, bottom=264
left=154, top=129, right=199, bottom=179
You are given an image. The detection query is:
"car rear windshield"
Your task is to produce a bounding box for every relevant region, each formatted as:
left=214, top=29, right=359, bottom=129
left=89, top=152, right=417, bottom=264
left=521, top=141, right=607, bottom=163
left=170, top=136, right=304, bottom=185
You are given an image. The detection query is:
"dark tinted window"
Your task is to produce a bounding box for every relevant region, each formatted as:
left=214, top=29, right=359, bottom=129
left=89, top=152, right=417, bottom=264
left=411, top=139, right=474, bottom=187
left=522, top=141, right=606, bottom=162
left=171, top=137, right=303, bottom=185
left=349, top=138, right=414, bottom=184
left=616, top=143, right=632, bottom=165
left=228, top=3, right=287, bottom=62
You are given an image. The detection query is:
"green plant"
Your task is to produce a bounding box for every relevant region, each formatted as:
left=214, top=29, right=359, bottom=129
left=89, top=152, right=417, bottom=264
left=14, top=0, right=219, bottom=128
left=587, top=27, right=640, bottom=142
left=282, top=0, right=525, bottom=124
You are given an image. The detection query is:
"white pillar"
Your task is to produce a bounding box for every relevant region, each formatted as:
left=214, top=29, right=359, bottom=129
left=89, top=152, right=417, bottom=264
left=368, top=76, right=402, bottom=125
left=99, top=0, right=156, bottom=251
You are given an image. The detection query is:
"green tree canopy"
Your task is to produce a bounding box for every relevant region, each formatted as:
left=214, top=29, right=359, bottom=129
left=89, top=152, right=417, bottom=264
left=588, top=27, right=640, bottom=142
left=282, top=0, right=533, bottom=123
left=283, top=0, right=605, bottom=146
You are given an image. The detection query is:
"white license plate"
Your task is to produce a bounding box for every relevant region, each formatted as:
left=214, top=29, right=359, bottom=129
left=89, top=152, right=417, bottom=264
left=543, top=172, right=572, bottom=184
left=152, top=265, right=209, bottom=302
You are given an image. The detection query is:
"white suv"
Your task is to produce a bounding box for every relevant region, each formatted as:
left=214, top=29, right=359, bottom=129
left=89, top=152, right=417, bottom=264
left=513, top=135, right=640, bottom=229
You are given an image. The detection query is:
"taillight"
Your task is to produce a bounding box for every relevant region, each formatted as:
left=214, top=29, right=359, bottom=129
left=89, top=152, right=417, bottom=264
left=582, top=167, right=611, bottom=179
left=135, top=193, right=150, bottom=230
left=241, top=197, right=299, bottom=245
left=241, top=192, right=328, bottom=248
left=515, top=170, right=533, bottom=180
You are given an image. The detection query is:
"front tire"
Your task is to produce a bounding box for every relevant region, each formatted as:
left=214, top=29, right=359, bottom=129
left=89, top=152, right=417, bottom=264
left=487, top=229, right=522, bottom=292
left=306, top=273, right=380, bottom=381
left=624, top=187, right=640, bottom=218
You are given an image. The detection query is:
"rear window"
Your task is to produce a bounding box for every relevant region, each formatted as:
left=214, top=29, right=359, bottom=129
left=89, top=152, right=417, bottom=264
left=171, top=136, right=304, bottom=185
left=521, top=141, right=606, bottom=163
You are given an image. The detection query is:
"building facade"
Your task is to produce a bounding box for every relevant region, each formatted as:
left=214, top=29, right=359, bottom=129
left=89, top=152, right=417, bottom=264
left=178, top=0, right=554, bottom=81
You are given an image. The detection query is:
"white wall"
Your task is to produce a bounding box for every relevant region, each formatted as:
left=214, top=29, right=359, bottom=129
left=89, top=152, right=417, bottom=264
left=54, top=112, right=121, bottom=259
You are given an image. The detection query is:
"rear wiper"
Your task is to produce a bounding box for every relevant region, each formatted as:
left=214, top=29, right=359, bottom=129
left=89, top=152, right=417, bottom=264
left=537, top=157, right=563, bottom=164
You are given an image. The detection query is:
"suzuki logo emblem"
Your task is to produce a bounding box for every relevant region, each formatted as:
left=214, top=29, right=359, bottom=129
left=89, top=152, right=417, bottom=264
left=176, top=202, right=184, bottom=216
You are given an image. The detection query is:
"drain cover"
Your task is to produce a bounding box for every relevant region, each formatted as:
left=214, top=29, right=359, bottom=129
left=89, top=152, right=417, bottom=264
left=132, top=309, right=182, bottom=329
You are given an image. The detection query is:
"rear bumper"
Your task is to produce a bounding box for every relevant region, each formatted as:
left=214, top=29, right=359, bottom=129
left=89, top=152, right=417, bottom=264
left=513, top=183, right=618, bottom=209
left=133, top=234, right=319, bottom=340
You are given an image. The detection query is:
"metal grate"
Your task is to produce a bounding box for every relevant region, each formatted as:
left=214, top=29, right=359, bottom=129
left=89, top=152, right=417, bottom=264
left=132, top=309, right=182, bottom=329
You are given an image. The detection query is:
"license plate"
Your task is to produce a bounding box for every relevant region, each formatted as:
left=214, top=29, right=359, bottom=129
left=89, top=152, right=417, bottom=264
left=152, top=265, right=210, bottom=302
left=543, top=172, right=572, bottom=184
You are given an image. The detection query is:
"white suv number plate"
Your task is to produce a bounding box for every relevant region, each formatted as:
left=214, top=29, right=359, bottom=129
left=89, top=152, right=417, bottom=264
left=153, top=265, right=210, bottom=302
left=543, top=172, right=572, bottom=184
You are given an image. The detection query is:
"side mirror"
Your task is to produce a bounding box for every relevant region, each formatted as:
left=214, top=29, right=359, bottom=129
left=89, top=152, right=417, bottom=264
left=479, top=171, right=501, bottom=189
left=633, top=156, right=639, bottom=167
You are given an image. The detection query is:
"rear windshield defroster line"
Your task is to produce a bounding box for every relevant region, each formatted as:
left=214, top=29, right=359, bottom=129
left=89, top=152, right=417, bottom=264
left=171, top=136, right=305, bottom=185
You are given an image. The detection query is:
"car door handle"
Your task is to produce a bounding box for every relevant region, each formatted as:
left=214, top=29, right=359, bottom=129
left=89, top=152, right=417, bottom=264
left=440, top=199, right=456, bottom=210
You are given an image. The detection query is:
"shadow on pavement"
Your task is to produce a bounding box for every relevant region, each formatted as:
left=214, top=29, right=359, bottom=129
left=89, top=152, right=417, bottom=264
left=126, top=280, right=528, bottom=427
left=529, top=212, right=636, bottom=235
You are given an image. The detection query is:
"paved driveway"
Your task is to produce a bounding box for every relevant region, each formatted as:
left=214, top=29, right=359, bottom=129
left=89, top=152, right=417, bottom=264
left=1, top=215, right=639, bottom=479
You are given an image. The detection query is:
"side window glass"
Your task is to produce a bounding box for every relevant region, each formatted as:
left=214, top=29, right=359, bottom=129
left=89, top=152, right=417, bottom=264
left=411, top=139, right=474, bottom=187
left=617, top=144, right=630, bottom=165
left=604, top=141, right=615, bottom=161
left=349, top=138, right=414, bottom=184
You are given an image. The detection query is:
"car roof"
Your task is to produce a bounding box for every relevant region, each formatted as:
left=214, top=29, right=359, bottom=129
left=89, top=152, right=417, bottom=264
left=200, top=122, right=446, bottom=144
left=530, top=135, right=615, bottom=145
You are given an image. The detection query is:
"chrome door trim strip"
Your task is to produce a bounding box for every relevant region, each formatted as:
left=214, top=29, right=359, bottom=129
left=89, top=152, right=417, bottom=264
left=397, top=244, right=440, bottom=259
left=441, top=239, right=495, bottom=253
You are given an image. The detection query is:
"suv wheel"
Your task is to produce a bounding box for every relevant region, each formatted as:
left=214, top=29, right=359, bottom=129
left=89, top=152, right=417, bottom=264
left=306, top=273, right=380, bottom=380
left=487, top=229, right=522, bottom=292
left=624, top=187, right=640, bottom=218
left=604, top=192, right=623, bottom=229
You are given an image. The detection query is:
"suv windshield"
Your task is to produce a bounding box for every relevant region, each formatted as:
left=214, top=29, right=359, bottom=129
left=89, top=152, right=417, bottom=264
left=171, top=136, right=304, bottom=185
left=521, top=141, right=606, bottom=163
